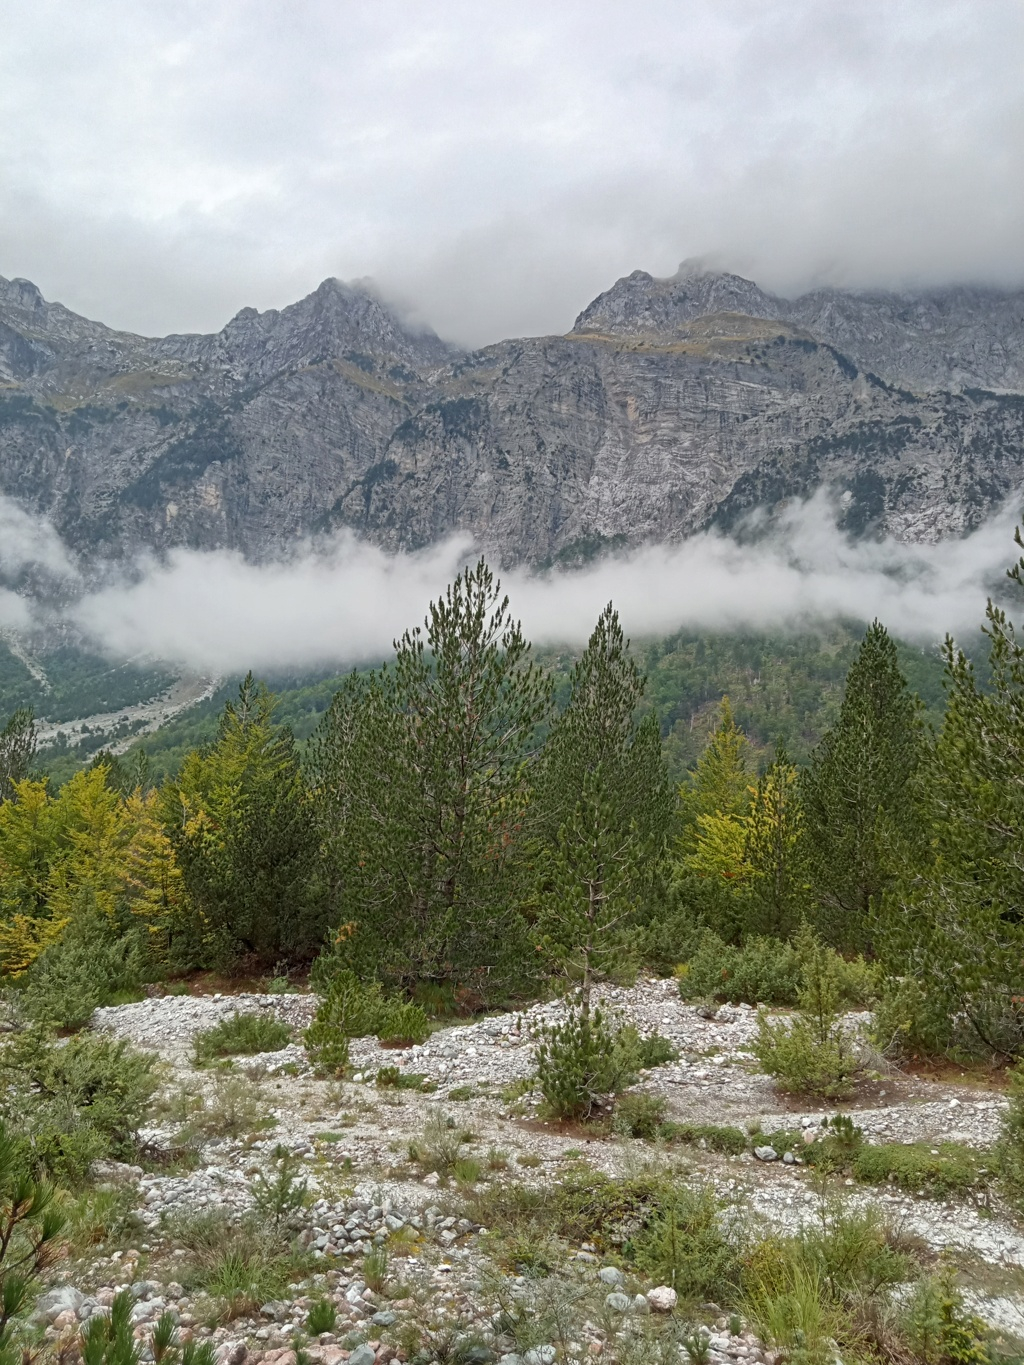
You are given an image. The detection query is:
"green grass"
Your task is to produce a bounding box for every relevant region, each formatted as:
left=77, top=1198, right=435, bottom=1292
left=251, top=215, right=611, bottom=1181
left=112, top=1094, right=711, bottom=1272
left=850, top=1141, right=990, bottom=1199
left=193, top=1013, right=292, bottom=1065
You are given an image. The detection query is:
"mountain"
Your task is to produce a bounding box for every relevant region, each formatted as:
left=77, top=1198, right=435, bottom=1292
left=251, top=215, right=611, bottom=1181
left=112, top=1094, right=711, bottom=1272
left=2, top=265, right=1023, bottom=567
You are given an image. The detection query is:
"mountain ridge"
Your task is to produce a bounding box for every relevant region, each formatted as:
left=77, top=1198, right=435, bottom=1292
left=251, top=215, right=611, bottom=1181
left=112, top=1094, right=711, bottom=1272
left=1, top=266, right=1023, bottom=567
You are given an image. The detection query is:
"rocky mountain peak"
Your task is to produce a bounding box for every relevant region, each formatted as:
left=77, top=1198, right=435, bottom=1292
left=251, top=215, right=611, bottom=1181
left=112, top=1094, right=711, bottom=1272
left=573, top=266, right=781, bottom=338
left=155, top=276, right=457, bottom=377
left=572, top=265, right=1024, bottom=392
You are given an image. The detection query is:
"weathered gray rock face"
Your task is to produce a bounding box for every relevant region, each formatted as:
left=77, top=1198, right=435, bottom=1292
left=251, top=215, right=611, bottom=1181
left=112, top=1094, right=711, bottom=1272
left=575, top=264, right=1024, bottom=395
left=1, top=267, right=1022, bottom=566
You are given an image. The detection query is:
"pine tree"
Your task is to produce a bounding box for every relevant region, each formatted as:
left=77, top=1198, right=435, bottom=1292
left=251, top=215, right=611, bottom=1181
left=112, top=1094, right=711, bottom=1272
left=681, top=697, right=751, bottom=830
left=801, top=621, right=921, bottom=950
left=121, top=789, right=186, bottom=964
left=743, top=742, right=810, bottom=937
left=530, top=604, right=673, bottom=1003
left=47, top=767, right=131, bottom=925
left=311, top=561, right=553, bottom=999
left=162, top=675, right=320, bottom=967
left=0, top=708, right=35, bottom=804
left=881, top=538, right=1024, bottom=1056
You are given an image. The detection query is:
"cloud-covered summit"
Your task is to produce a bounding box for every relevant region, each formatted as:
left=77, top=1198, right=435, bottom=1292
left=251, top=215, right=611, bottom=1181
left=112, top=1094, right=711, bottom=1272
left=0, top=1, right=1021, bottom=347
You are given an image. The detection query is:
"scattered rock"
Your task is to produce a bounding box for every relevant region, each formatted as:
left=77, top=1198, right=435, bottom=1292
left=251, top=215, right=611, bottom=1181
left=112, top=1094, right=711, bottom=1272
left=647, top=1287, right=678, bottom=1313
left=524, top=1349, right=556, bottom=1365
left=754, top=1146, right=778, bottom=1162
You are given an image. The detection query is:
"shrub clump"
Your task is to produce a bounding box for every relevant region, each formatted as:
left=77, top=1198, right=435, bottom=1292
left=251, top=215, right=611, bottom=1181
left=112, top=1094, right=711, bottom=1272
left=304, top=971, right=429, bottom=1074
left=662, top=1121, right=749, bottom=1156
left=632, top=1182, right=743, bottom=1304
left=0, top=1026, right=158, bottom=1181
left=535, top=1003, right=627, bottom=1120
left=193, top=1012, right=292, bottom=1065
left=850, top=1141, right=989, bottom=1200
left=680, top=926, right=876, bottom=1009
left=752, top=934, right=862, bottom=1098
left=20, top=914, right=145, bottom=1031
left=612, top=1092, right=668, bottom=1138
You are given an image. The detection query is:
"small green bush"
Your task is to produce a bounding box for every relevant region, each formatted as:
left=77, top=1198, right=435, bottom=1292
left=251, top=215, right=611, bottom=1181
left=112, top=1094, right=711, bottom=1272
left=682, top=932, right=804, bottom=1006
left=626, top=1029, right=680, bottom=1069
left=21, top=913, right=145, bottom=1031
left=193, top=1013, right=291, bottom=1065
left=306, top=1299, right=337, bottom=1335
left=632, top=1181, right=742, bottom=1304
left=661, top=1121, right=748, bottom=1156
left=900, top=1270, right=990, bottom=1365
left=305, top=971, right=428, bottom=1071
left=251, top=1146, right=308, bottom=1226
left=0, top=1028, right=158, bottom=1179
left=851, top=1142, right=987, bottom=1200
left=753, top=934, right=861, bottom=1098
left=375, top=1066, right=428, bottom=1091
left=612, top=1092, right=668, bottom=1139
left=681, top=926, right=876, bottom=1009
left=377, top=999, right=430, bottom=1046
left=534, top=1002, right=639, bottom=1120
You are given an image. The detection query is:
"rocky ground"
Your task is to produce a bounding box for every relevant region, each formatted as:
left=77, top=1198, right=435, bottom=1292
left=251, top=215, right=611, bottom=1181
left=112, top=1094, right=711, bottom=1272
left=32, top=981, right=1024, bottom=1365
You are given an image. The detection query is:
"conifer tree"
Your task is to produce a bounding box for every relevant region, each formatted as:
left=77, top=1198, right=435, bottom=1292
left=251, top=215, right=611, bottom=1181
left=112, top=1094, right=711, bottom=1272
left=743, top=742, right=809, bottom=937
left=162, top=674, right=319, bottom=967
left=882, top=536, right=1024, bottom=1056
left=674, top=698, right=754, bottom=940
left=681, top=697, right=750, bottom=829
left=311, top=561, right=553, bottom=999
left=530, top=604, right=673, bottom=1003
left=0, top=708, right=35, bottom=804
left=801, top=621, right=921, bottom=949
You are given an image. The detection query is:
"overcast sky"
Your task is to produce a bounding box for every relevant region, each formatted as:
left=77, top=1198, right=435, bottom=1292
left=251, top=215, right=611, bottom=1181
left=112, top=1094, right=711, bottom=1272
left=1, top=0, right=1022, bottom=347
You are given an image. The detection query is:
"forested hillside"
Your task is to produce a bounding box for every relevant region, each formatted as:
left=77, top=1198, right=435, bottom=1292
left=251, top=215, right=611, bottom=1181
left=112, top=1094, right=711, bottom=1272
left=34, top=623, right=956, bottom=788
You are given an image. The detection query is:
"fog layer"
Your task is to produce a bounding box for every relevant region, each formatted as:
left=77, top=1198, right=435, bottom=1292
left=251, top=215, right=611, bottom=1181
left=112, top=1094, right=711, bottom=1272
left=50, top=494, right=1020, bottom=673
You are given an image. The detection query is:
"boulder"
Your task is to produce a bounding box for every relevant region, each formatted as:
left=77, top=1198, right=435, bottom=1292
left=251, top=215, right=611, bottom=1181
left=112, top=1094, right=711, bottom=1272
left=646, top=1286, right=677, bottom=1313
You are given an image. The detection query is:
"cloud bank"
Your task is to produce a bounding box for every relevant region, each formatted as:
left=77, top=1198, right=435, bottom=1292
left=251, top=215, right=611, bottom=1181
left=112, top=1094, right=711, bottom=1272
left=60, top=493, right=1022, bottom=674
left=1, top=1, right=1022, bottom=346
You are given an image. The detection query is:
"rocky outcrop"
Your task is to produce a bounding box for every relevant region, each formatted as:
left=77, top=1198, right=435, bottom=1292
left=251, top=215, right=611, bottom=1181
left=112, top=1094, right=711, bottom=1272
left=575, top=263, right=1024, bottom=395
left=1, top=267, right=1022, bottom=566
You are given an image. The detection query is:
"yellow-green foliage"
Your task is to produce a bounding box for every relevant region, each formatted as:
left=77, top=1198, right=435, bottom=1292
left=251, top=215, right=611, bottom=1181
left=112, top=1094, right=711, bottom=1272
left=0, top=770, right=186, bottom=975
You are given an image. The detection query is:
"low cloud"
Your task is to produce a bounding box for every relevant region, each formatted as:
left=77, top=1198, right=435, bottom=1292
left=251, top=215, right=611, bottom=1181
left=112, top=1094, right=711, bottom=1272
left=1, top=2, right=1022, bottom=346
left=61, top=492, right=1023, bottom=674
left=0, top=496, right=79, bottom=581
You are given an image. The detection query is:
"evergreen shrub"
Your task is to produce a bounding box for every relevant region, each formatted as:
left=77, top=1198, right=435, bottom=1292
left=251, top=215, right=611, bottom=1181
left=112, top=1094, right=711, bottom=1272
left=21, top=912, right=145, bottom=1031
left=680, top=927, right=876, bottom=1008
left=193, top=1013, right=291, bottom=1065
left=533, top=1001, right=657, bottom=1120
left=632, top=1182, right=742, bottom=1303
left=0, top=1030, right=158, bottom=1179
left=753, top=935, right=862, bottom=1098
left=612, top=1092, right=668, bottom=1138
left=305, top=971, right=429, bottom=1072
